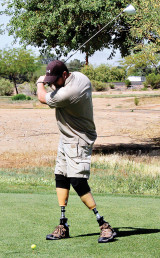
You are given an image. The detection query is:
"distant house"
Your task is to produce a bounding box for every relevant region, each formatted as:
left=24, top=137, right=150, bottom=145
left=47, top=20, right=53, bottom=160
left=127, top=76, right=146, bottom=82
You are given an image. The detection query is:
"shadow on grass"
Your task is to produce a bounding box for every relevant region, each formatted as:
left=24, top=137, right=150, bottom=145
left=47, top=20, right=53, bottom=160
left=75, top=227, right=160, bottom=239
left=114, top=227, right=160, bottom=237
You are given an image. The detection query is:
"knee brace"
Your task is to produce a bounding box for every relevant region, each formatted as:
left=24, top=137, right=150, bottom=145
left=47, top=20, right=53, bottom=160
left=70, top=177, right=96, bottom=209
left=55, top=174, right=70, bottom=189
left=70, top=177, right=90, bottom=196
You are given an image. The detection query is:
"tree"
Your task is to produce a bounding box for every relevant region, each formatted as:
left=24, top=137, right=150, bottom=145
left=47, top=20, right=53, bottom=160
left=67, top=59, right=85, bottom=72
left=130, top=0, right=160, bottom=47
left=39, top=51, right=57, bottom=64
left=0, top=48, right=39, bottom=94
left=122, top=44, right=160, bottom=76
left=1, top=0, right=139, bottom=64
left=122, top=0, right=160, bottom=75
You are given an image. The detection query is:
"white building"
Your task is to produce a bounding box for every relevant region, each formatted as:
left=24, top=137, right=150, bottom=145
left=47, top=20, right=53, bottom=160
left=127, top=76, right=146, bottom=82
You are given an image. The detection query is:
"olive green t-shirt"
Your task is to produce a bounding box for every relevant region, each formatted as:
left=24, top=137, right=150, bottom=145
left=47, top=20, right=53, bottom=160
left=45, top=72, right=97, bottom=144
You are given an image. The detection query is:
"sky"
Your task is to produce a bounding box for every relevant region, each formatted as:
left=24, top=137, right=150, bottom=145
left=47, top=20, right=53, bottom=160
left=0, top=7, right=123, bottom=67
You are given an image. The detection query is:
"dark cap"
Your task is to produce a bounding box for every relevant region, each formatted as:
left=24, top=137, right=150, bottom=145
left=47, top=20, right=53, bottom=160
left=44, top=60, right=68, bottom=85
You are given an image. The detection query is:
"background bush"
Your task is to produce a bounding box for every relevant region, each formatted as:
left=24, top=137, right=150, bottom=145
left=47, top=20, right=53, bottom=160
left=80, top=65, right=95, bottom=81
left=0, top=78, right=14, bottom=96
left=146, top=73, right=160, bottom=89
left=11, top=94, right=32, bottom=101
left=108, top=83, right=115, bottom=89
left=81, top=64, right=126, bottom=83
left=94, top=65, right=110, bottom=82
left=125, top=79, right=132, bottom=88
left=91, top=80, right=108, bottom=91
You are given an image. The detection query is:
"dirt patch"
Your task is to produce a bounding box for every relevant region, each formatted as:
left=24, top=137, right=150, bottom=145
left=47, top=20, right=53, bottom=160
left=0, top=91, right=160, bottom=168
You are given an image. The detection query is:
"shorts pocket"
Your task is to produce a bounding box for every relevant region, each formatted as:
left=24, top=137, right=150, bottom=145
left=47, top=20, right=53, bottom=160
left=63, top=143, right=78, bottom=158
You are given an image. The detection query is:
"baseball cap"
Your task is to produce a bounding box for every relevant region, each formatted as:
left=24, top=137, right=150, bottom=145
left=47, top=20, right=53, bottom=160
left=44, top=60, right=68, bottom=85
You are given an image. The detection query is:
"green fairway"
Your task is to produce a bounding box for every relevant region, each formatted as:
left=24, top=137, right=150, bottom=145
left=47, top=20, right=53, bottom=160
left=0, top=193, right=159, bottom=257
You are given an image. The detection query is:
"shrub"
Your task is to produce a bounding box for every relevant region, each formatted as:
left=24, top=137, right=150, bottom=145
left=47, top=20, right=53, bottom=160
left=0, top=78, right=14, bottom=96
left=91, top=80, right=107, bottom=91
left=146, top=73, right=160, bottom=89
left=80, top=65, right=95, bottom=81
left=110, top=67, right=126, bottom=81
left=134, top=97, right=139, bottom=106
left=94, top=65, right=110, bottom=82
left=125, top=79, right=131, bottom=88
left=143, top=81, right=149, bottom=88
left=141, top=87, right=148, bottom=91
left=108, top=83, right=115, bottom=89
left=11, top=93, right=32, bottom=101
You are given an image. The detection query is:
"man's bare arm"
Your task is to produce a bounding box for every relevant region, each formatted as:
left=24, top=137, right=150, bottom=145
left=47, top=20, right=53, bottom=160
left=36, top=76, right=47, bottom=104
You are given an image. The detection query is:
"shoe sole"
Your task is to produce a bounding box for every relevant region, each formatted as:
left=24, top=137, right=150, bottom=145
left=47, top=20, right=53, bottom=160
left=98, top=231, right=117, bottom=243
left=46, top=235, right=70, bottom=240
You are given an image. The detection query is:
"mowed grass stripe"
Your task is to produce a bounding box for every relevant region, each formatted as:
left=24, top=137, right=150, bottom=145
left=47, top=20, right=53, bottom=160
left=0, top=193, right=160, bottom=257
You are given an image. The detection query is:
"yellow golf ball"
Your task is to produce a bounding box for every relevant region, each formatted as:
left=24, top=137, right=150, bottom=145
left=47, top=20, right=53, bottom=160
left=31, top=244, right=36, bottom=250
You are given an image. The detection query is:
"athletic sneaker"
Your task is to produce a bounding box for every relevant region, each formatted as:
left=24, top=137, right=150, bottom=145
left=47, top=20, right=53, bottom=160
left=46, top=224, right=69, bottom=240
left=98, top=222, right=117, bottom=243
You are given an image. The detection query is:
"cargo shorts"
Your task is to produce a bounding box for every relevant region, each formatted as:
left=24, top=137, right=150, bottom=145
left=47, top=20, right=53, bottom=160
left=54, top=137, right=93, bottom=179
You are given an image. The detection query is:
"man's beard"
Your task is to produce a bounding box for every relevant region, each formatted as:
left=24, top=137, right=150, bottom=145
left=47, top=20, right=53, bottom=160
left=54, top=82, right=65, bottom=88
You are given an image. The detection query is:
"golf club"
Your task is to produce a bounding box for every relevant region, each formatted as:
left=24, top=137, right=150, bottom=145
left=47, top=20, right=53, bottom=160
left=64, top=4, right=136, bottom=63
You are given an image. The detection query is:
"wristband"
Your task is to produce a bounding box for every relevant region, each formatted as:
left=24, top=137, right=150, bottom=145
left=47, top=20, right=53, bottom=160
left=36, top=81, right=44, bottom=85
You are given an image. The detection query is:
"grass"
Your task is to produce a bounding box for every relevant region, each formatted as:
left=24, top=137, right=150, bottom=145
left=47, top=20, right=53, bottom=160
left=92, top=93, right=160, bottom=99
left=0, top=154, right=160, bottom=196
left=0, top=152, right=160, bottom=257
left=0, top=193, right=160, bottom=257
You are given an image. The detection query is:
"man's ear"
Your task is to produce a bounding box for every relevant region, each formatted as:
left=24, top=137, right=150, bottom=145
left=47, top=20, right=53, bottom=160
left=62, top=71, right=68, bottom=80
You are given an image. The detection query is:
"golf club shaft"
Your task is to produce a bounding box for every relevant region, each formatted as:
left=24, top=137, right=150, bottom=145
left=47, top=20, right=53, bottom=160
left=64, top=10, right=123, bottom=63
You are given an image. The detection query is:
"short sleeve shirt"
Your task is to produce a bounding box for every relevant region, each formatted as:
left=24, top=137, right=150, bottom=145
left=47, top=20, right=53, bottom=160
left=45, top=72, right=97, bottom=144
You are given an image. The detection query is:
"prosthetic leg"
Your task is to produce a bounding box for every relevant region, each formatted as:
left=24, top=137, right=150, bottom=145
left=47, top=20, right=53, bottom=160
left=69, top=177, right=106, bottom=225
left=46, top=176, right=70, bottom=240
left=56, top=188, right=69, bottom=227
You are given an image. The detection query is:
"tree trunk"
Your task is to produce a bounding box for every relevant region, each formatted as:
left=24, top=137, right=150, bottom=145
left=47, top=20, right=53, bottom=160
left=85, top=52, right=89, bottom=66
left=13, top=78, right=18, bottom=94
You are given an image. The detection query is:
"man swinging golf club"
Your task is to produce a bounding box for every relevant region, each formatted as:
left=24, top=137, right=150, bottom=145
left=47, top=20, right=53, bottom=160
left=36, top=60, right=117, bottom=243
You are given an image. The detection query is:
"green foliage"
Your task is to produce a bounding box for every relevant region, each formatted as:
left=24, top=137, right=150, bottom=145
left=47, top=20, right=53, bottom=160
left=81, top=64, right=126, bottom=82
left=146, top=73, right=160, bottom=89
left=143, top=81, right=149, bottom=88
left=0, top=78, right=14, bottom=96
left=0, top=48, right=40, bottom=94
left=91, top=80, right=107, bottom=91
left=94, top=65, right=110, bottom=82
left=94, top=65, right=126, bottom=82
left=141, top=86, right=148, bottom=91
left=125, top=79, right=131, bottom=87
left=122, top=44, right=160, bottom=75
left=11, top=93, right=32, bottom=101
left=39, top=51, right=57, bottom=64
left=2, top=0, right=140, bottom=59
left=67, top=59, right=85, bottom=72
left=134, top=97, right=139, bottom=106
left=33, top=64, right=47, bottom=82
left=108, top=83, right=115, bottom=89
left=80, top=65, right=95, bottom=80
left=109, top=66, right=126, bottom=81
left=131, top=0, right=160, bottom=48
